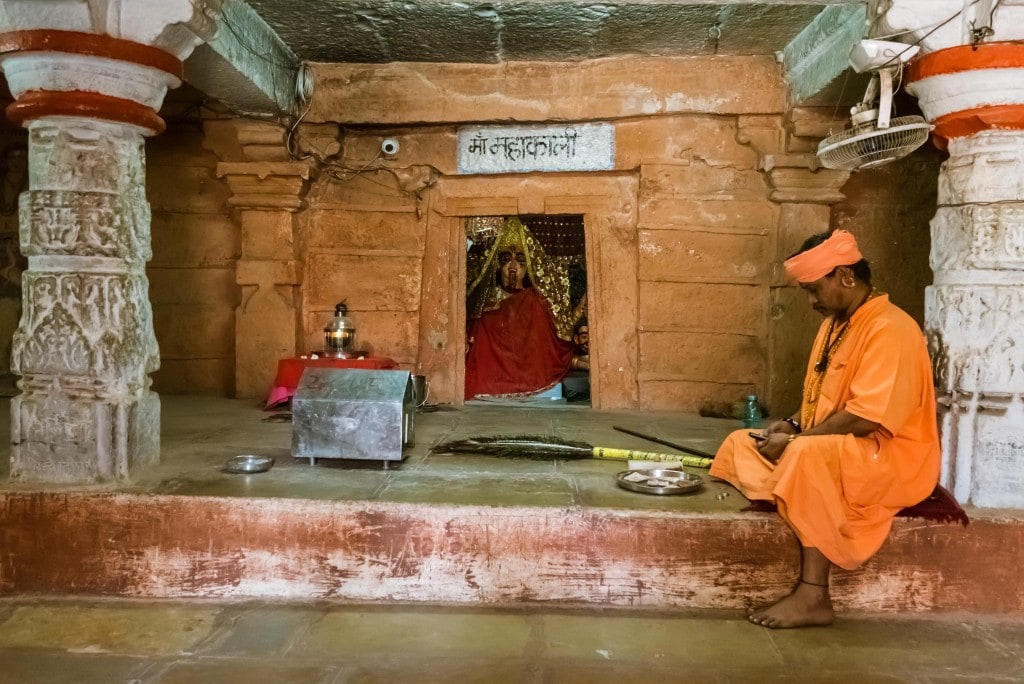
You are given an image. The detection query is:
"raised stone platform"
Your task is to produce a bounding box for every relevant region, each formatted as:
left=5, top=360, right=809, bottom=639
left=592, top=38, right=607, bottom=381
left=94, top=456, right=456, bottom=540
left=0, top=396, right=1020, bottom=615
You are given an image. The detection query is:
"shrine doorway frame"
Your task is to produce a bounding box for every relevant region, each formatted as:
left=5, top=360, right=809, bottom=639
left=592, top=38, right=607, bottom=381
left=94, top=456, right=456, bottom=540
left=416, top=172, right=641, bottom=409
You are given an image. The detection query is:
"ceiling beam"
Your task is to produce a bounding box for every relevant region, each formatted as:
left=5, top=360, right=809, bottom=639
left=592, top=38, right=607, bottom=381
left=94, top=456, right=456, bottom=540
left=783, top=4, right=868, bottom=104
left=183, top=0, right=299, bottom=117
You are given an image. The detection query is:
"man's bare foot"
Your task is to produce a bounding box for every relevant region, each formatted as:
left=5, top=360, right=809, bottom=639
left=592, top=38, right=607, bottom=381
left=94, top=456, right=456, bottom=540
left=747, top=580, right=835, bottom=629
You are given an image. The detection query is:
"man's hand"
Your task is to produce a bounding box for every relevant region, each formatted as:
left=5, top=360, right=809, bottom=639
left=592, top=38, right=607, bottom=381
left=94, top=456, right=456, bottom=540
left=755, top=432, right=790, bottom=463
left=753, top=409, right=881, bottom=465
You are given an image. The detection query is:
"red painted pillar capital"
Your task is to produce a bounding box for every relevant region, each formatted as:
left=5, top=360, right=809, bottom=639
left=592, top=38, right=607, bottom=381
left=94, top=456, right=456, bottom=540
left=905, top=42, right=1024, bottom=149
left=0, top=29, right=183, bottom=135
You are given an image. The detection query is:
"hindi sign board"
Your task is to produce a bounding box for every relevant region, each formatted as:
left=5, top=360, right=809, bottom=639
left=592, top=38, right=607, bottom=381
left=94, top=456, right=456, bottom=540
left=458, top=123, right=615, bottom=175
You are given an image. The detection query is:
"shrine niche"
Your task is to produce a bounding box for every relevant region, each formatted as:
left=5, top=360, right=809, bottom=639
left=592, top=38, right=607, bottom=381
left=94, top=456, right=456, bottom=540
left=416, top=173, right=640, bottom=410
left=463, top=214, right=589, bottom=404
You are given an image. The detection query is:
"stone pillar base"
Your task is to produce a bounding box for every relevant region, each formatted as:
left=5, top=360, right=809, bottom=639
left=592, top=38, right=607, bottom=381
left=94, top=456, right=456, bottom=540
left=10, top=390, right=159, bottom=483
left=937, top=393, right=1024, bottom=509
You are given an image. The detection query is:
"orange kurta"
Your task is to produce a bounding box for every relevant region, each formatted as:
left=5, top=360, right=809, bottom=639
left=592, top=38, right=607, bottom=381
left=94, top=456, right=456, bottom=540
left=710, top=295, right=940, bottom=570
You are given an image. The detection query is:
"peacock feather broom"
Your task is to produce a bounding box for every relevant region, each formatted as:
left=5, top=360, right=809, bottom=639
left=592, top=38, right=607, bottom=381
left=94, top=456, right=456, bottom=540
left=431, top=434, right=714, bottom=468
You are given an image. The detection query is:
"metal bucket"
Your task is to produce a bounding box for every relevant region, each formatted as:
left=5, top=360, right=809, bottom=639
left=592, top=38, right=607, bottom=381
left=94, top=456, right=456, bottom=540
left=411, top=374, right=429, bottom=407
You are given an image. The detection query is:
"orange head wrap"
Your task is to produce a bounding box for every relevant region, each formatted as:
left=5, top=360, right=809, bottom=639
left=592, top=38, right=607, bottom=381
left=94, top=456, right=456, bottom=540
left=784, top=230, right=863, bottom=283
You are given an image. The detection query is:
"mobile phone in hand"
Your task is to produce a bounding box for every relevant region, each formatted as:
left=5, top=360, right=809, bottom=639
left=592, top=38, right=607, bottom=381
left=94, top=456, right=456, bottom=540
left=749, top=432, right=768, bottom=442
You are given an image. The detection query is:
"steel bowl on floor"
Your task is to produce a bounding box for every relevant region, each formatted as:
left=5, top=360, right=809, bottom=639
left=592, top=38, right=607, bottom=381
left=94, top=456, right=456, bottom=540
left=225, top=455, right=275, bottom=474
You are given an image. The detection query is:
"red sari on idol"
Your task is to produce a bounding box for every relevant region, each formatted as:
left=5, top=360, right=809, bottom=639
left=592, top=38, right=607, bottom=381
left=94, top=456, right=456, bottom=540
left=464, top=287, right=574, bottom=399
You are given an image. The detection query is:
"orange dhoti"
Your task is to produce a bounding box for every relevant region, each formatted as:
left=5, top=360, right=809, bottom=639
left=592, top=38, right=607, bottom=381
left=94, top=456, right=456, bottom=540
left=711, top=432, right=935, bottom=570
left=710, top=294, right=941, bottom=570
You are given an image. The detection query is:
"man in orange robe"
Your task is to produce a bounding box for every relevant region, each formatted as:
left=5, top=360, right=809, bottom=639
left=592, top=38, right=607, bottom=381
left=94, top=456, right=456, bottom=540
left=710, top=229, right=940, bottom=628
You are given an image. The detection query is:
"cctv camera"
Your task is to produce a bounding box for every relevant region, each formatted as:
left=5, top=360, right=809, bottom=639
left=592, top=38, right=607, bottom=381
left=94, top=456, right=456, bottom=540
left=381, top=139, right=400, bottom=156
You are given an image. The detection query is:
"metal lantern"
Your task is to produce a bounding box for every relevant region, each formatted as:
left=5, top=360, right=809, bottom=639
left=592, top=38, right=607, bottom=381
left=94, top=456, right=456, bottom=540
left=324, top=300, right=357, bottom=357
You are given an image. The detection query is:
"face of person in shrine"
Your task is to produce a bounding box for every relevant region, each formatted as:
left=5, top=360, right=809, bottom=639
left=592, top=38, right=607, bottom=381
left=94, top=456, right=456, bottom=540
left=498, top=247, right=527, bottom=292
left=573, top=325, right=589, bottom=355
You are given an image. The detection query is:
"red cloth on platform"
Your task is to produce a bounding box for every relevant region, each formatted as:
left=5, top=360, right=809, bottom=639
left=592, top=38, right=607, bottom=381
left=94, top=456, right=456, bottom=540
left=265, top=356, right=398, bottom=408
left=464, top=287, right=573, bottom=399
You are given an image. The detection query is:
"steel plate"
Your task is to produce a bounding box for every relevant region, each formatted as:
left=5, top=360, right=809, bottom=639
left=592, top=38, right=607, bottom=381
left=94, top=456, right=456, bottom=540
left=616, top=468, right=703, bottom=495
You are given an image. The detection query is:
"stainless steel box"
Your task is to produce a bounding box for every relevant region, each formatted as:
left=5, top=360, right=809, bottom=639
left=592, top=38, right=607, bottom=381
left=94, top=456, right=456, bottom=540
left=291, top=368, right=414, bottom=463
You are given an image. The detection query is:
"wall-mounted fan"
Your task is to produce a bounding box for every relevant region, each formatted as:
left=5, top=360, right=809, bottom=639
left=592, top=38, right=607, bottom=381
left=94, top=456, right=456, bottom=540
left=817, top=40, right=933, bottom=171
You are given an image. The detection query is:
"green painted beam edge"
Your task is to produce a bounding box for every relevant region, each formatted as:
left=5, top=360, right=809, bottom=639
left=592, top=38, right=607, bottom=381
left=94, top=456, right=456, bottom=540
left=205, top=0, right=301, bottom=114
left=784, top=4, right=869, bottom=104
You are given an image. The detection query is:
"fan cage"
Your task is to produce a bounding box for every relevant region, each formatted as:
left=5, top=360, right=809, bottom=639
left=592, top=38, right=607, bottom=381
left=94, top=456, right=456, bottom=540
left=817, top=116, right=933, bottom=171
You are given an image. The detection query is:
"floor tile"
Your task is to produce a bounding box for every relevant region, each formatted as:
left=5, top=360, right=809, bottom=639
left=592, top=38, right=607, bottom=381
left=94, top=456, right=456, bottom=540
left=0, top=651, right=154, bottom=684
left=768, top=616, right=1024, bottom=679
left=150, top=659, right=332, bottom=684
left=333, top=660, right=539, bottom=684
left=0, top=602, right=220, bottom=655
left=540, top=612, right=780, bottom=668
left=380, top=471, right=577, bottom=506
left=0, top=600, right=1021, bottom=682
left=290, top=608, right=533, bottom=660
left=196, top=604, right=320, bottom=657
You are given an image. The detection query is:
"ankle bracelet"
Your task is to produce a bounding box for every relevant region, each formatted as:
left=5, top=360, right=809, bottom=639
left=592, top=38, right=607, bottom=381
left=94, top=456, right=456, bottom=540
left=800, top=579, right=829, bottom=588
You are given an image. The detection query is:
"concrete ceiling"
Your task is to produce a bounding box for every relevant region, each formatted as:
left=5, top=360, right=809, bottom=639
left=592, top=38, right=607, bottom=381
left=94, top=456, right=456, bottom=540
left=183, top=0, right=870, bottom=116
left=0, top=1, right=871, bottom=120
left=242, top=0, right=843, bottom=63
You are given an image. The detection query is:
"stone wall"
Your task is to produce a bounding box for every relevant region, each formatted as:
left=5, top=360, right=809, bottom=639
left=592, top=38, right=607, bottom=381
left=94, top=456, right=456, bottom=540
left=146, top=126, right=239, bottom=396
left=0, top=54, right=941, bottom=412
left=246, top=54, right=942, bottom=411
left=832, top=145, right=943, bottom=325
left=629, top=116, right=773, bottom=411
left=298, top=162, right=426, bottom=367
left=291, top=56, right=818, bottom=411
left=0, top=126, right=27, bottom=397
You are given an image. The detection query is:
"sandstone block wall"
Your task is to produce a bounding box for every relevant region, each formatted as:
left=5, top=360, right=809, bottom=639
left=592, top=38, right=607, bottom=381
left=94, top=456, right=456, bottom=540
left=631, top=116, right=774, bottom=409
left=299, top=165, right=427, bottom=367
left=146, top=129, right=238, bottom=396
left=275, top=55, right=939, bottom=411
left=0, top=54, right=939, bottom=412
left=0, top=129, right=25, bottom=397
left=832, top=147, right=942, bottom=324
left=292, top=57, right=792, bottom=410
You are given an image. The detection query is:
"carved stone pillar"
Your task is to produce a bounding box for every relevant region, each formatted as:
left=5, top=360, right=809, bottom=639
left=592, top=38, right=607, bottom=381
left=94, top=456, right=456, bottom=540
left=214, top=122, right=315, bottom=399
left=9, top=118, right=163, bottom=482
left=887, top=1, right=1024, bottom=507
left=923, top=132, right=1024, bottom=508
left=0, top=3, right=213, bottom=482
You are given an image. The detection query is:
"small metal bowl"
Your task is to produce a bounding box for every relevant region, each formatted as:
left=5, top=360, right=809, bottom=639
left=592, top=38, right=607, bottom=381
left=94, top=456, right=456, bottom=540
left=225, top=455, right=275, bottom=474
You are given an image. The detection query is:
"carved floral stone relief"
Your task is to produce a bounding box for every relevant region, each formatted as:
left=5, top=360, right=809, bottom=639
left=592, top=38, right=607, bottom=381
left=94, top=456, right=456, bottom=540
left=12, top=272, right=158, bottom=388
left=20, top=190, right=151, bottom=260
left=939, top=132, right=1024, bottom=205
left=931, top=204, right=1024, bottom=273
left=927, top=286, right=1024, bottom=395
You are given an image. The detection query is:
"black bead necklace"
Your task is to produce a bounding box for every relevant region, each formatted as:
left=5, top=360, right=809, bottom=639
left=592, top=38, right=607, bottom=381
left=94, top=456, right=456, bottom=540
left=814, top=318, right=849, bottom=373
left=813, top=288, right=877, bottom=373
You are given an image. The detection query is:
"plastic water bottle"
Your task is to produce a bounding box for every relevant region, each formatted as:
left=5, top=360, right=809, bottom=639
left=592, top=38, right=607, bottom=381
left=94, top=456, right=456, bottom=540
left=742, top=394, right=763, bottom=428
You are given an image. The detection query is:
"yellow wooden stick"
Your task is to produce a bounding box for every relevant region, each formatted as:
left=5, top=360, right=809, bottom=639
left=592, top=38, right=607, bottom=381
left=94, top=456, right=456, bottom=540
left=591, top=447, right=713, bottom=469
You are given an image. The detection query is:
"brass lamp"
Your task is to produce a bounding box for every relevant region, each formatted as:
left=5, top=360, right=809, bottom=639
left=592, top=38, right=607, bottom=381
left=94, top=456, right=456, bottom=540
left=324, top=301, right=356, bottom=358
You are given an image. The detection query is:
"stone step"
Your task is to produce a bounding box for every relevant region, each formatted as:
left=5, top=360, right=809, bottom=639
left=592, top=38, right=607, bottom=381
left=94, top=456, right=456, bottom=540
left=1, top=490, right=1019, bottom=616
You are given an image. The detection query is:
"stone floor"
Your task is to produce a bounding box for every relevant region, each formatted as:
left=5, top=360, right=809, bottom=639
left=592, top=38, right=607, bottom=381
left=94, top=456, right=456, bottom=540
left=0, top=394, right=750, bottom=514
left=1, top=395, right=1021, bottom=682
left=0, top=597, right=1022, bottom=683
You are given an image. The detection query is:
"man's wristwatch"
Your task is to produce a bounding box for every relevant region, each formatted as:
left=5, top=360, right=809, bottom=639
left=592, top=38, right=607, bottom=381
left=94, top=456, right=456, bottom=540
left=782, top=417, right=801, bottom=433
